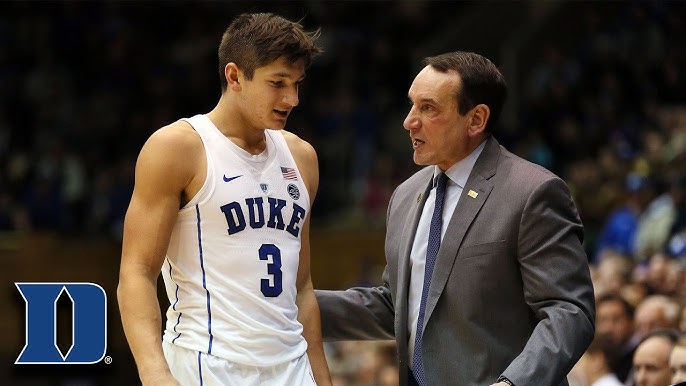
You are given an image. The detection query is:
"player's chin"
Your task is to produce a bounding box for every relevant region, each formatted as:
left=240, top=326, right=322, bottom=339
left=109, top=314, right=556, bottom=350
left=270, top=114, right=289, bottom=128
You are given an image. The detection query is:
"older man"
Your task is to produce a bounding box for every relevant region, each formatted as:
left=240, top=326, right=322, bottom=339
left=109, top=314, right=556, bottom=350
left=632, top=329, right=679, bottom=386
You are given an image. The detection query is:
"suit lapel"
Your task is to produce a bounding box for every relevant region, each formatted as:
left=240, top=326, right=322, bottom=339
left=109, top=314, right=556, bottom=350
left=422, top=137, right=500, bottom=328
left=397, top=169, right=433, bottom=336
left=399, top=177, right=433, bottom=270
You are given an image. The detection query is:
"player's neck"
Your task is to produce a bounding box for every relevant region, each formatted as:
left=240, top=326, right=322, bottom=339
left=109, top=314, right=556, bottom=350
left=207, top=98, right=267, bottom=155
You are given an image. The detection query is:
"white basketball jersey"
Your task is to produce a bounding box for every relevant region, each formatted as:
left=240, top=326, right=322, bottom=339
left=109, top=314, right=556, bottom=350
left=162, top=114, right=310, bottom=366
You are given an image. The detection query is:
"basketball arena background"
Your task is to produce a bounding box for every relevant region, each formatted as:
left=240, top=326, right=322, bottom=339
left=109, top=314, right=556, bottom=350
left=1, top=1, right=685, bottom=385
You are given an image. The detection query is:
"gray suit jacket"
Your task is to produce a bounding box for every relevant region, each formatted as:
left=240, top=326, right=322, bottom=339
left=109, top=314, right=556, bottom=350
left=316, top=137, right=595, bottom=386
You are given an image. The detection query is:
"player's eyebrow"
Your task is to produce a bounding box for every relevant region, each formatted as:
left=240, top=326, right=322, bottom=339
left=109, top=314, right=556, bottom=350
left=269, top=72, right=306, bottom=82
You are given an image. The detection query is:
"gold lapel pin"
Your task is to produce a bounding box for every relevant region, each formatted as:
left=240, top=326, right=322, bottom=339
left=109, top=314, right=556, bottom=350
left=467, top=190, right=478, bottom=199
left=417, top=193, right=423, bottom=203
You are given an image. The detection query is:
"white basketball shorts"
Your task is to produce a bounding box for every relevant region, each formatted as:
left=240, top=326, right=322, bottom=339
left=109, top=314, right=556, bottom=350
left=162, top=340, right=317, bottom=386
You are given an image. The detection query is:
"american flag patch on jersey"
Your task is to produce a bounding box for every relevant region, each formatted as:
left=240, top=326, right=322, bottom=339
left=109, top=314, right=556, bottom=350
left=281, top=166, right=298, bottom=180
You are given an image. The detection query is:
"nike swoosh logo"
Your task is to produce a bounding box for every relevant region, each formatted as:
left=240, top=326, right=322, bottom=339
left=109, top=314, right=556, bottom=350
left=223, top=175, right=242, bottom=182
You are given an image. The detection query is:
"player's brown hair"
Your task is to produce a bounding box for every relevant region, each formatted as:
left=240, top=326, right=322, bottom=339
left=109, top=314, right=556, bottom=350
left=218, top=13, right=322, bottom=91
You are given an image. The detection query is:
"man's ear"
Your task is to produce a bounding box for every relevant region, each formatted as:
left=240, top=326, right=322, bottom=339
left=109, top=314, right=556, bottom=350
left=468, top=104, right=490, bottom=137
left=225, top=63, right=241, bottom=91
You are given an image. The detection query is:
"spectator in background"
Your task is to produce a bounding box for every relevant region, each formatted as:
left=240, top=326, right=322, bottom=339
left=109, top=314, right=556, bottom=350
left=634, top=295, right=681, bottom=340
left=595, top=172, right=655, bottom=262
left=665, top=174, right=686, bottom=260
left=596, top=293, right=638, bottom=383
left=666, top=229, right=686, bottom=261
left=635, top=173, right=685, bottom=261
left=641, top=254, right=683, bottom=297
left=593, top=253, right=634, bottom=296
left=671, top=335, right=686, bottom=385
left=632, top=329, right=679, bottom=386
left=569, top=334, right=623, bottom=386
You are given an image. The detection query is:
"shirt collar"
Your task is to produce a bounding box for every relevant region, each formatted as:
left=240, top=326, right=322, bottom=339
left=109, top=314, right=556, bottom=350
left=433, top=139, right=487, bottom=188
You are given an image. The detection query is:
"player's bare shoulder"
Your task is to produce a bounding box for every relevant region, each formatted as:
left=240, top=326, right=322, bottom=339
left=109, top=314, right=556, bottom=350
left=146, top=119, right=202, bottom=156
left=281, top=130, right=318, bottom=197
left=282, top=130, right=316, bottom=161
left=136, top=119, right=205, bottom=194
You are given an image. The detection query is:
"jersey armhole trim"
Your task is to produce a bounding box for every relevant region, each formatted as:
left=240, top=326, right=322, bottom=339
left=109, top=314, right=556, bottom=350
left=180, top=116, right=215, bottom=211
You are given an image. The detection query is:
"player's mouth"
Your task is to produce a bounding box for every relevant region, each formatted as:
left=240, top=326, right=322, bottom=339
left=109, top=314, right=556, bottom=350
left=274, top=109, right=289, bottom=119
left=413, top=139, right=425, bottom=148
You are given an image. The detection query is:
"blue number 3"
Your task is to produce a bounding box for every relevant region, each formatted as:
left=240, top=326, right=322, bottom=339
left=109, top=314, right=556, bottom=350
left=258, top=244, right=282, bottom=297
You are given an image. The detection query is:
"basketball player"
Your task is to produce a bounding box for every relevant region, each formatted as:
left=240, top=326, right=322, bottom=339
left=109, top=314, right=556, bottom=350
left=117, top=13, right=332, bottom=386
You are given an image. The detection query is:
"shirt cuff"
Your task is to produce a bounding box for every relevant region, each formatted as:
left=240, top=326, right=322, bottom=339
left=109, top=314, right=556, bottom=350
left=497, top=376, right=515, bottom=386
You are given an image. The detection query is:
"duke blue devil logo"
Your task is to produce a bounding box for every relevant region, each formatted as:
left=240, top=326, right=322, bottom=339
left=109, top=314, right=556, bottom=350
left=15, top=282, right=107, bottom=364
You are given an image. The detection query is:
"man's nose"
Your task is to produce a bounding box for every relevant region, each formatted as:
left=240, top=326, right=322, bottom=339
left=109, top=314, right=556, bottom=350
left=403, top=107, right=418, bottom=131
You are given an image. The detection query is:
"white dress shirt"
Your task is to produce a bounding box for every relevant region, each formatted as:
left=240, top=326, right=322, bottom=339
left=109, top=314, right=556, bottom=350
left=591, top=374, right=624, bottom=386
left=407, top=141, right=486, bottom=364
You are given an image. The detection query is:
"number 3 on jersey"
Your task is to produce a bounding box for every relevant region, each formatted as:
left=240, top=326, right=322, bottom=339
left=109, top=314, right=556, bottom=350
left=259, top=244, right=282, bottom=297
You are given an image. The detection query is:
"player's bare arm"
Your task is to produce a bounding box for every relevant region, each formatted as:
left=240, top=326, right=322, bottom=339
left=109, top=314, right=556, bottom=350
left=285, top=131, right=333, bottom=386
left=118, top=121, right=204, bottom=386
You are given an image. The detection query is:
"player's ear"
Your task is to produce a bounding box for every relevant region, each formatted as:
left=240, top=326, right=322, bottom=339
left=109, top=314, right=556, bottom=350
left=225, top=63, right=241, bottom=91
left=467, top=104, right=490, bottom=137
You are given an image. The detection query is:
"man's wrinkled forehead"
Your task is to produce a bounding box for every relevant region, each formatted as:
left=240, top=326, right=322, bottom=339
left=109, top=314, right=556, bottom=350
left=407, top=66, right=460, bottom=103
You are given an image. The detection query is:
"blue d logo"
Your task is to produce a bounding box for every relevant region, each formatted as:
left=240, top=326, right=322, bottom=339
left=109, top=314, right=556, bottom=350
left=15, top=282, right=107, bottom=364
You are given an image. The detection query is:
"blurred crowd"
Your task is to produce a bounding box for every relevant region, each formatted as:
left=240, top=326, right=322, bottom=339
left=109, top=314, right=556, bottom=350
left=0, top=0, right=448, bottom=237
left=2, top=1, right=686, bottom=385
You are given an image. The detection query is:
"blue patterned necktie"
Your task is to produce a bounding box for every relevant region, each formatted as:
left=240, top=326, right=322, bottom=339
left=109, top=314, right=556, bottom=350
left=412, top=172, right=448, bottom=386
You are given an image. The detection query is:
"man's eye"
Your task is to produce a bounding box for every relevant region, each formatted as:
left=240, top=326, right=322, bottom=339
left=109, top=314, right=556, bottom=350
left=270, top=81, right=283, bottom=87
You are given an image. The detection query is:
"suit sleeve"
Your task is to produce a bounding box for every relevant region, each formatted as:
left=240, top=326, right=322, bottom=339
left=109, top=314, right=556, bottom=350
left=315, top=274, right=395, bottom=341
left=315, top=183, right=407, bottom=342
left=502, top=176, right=595, bottom=385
